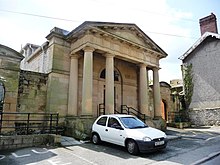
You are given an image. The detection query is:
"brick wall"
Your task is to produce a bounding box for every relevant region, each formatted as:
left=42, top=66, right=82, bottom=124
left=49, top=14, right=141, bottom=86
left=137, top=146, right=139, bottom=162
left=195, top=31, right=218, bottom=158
left=199, top=13, right=218, bottom=35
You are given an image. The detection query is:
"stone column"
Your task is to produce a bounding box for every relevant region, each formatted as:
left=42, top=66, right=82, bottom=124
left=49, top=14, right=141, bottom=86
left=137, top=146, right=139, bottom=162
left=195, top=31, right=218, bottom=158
left=153, top=67, right=162, bottom=118
left=139, top=64, right=149, bottom=116
left=81, top=47, right=95, bottom=116
left=105, top=53, right=115, bottom=114
left=67, top=54, right=79, bottom=116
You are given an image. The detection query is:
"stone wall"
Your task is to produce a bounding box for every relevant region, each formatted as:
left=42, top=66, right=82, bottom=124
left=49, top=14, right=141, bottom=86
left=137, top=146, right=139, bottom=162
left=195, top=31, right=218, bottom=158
left=65, top=116, right=95, bottom=140
left=0, top=44, right=23, bottom=132
left=18, top=70, right=48, bottom=113
left=189, top=108, right=220, bottom=126
left=0, top=134, right=61, bottom=150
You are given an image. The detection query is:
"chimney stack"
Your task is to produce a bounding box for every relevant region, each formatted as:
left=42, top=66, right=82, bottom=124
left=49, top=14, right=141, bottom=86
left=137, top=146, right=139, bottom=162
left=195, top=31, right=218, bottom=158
left=199, top=13, right=218, bottom=35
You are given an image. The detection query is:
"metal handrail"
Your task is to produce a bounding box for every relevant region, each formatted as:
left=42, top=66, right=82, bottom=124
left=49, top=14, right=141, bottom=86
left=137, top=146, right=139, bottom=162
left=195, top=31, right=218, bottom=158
left=98, top=103, right=105, bottom=116
left=0, top=112, right=60, bottom=135
left=98, top=103, right=124, bottom=116
left=121, top=105, right=146, bottom=121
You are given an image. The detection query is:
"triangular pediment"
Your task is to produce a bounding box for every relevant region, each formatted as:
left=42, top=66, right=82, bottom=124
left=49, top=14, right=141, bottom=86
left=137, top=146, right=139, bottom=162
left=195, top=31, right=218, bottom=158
left=100, top=26, right=150, bottom=47
left=67, top=21, right=167, bottom=57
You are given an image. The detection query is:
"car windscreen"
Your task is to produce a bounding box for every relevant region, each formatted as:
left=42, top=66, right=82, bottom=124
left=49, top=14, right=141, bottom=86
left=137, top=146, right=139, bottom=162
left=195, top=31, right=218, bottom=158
left=119, top=117, right=148, bottom=129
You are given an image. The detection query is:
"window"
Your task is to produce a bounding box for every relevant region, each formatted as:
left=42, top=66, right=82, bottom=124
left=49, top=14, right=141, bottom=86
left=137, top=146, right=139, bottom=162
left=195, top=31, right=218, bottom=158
left=96, top=117, right=107, bottom=126
left=108, top=117, right=121, bottom=128
left=100, top=69, right=120, bottom=81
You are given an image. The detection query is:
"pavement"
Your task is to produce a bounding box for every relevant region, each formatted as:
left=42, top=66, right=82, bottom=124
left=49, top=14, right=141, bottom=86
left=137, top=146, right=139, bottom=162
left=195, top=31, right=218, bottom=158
left=60, top=136, right=83, bottom=146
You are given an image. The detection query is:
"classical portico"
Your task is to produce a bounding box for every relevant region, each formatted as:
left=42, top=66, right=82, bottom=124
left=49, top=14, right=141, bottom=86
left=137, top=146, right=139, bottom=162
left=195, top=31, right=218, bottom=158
left=66, top=21, right=167, bottom=121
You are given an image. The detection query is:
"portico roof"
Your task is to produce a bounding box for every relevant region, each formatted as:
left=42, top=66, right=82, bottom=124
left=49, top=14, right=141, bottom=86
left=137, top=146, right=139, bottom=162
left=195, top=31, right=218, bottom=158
left=66, top=21, right=167, bottom=58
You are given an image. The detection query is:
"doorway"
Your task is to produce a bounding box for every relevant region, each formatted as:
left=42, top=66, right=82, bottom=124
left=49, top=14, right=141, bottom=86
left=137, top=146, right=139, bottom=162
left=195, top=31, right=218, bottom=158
left=161, top=99, right=167, bottom=121
left=0, top=82, right=5, bottom=112
left=99, top=68, right=122, bottom=113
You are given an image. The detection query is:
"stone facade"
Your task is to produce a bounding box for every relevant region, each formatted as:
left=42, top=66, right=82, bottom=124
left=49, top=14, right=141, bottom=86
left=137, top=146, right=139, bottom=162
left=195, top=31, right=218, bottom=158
left=14, top=21, right=168, bottom=138
left=189, top=108, right=220, bottom=126
left=0, top=44, right=23, bottom=132
left=18, top=70, right=48, bottom=113
left=159, top=82, right=172, bottom=121
left=0, top=134, right=60, bottom=150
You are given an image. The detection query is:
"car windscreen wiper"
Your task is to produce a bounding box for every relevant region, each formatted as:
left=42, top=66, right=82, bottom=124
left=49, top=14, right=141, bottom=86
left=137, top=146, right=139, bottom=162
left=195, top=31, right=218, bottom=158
left=131, top=125, right=148, bottom=129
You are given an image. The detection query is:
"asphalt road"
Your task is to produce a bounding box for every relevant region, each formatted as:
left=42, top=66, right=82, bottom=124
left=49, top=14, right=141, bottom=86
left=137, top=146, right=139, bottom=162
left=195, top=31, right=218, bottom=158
left=0, top=128, right=220, bottom=165
left=201, top=155, right=220, bottom=165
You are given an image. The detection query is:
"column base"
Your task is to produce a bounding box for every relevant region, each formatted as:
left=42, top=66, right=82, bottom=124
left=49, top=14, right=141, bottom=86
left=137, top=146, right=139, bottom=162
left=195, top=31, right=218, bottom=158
left=152, top=116, right=167, bottom=131
left=65, top=116, right=96, bottom=140
left=80, top=114, right=93, bottom=119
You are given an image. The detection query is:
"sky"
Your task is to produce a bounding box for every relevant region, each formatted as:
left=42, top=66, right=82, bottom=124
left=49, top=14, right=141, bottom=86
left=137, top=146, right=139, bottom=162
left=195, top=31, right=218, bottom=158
left=0, top=0, right=220, bottom=83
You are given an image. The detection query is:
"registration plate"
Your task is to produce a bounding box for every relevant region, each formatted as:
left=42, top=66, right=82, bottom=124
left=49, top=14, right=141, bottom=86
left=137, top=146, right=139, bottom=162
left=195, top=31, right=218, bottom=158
left=155, top=141, right=164, bottom=146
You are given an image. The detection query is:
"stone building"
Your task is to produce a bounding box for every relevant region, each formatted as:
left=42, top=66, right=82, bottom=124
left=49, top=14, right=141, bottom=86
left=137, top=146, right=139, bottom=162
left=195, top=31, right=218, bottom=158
left=1, top=21, right=168, bottom=138
left=0, top=44, right=24, bottom=131
left=179, top=13, right=220, bottom=126
left=159, top=81, right=172, bottom=121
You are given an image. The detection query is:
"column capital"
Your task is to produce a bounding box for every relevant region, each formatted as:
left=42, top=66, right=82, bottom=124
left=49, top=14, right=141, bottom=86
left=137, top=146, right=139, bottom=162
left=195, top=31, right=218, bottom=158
left=139, top=63, right=147, bottom=68
left=152, top=66, right=161, bottom=71
left=104, top=53, right=115, bottom=58
left=70, top=54, right=80, bottom=59
left=83, top=46, right=95, bottom=52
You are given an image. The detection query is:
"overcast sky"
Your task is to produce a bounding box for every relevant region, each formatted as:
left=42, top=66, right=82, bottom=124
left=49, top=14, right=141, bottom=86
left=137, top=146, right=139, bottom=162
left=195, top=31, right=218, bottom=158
left=0, top=0, right=220, bottom=82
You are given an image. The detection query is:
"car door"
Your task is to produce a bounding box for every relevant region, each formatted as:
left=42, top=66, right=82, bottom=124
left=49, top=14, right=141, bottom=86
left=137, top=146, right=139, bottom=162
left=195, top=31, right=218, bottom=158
left=105, top=117, right=126, bottom=146
left=93, top=116, right=109, bottom=141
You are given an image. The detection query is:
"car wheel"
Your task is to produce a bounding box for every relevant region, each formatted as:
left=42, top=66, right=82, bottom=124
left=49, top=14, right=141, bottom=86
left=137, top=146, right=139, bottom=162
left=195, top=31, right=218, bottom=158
left=126, top=139, right=139, bottom=155
left=92, top=133, right=101, bottom=144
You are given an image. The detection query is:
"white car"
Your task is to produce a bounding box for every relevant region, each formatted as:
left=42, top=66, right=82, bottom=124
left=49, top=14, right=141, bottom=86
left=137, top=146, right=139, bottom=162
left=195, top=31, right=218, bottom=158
left=91, top=114, right=167, bottom=155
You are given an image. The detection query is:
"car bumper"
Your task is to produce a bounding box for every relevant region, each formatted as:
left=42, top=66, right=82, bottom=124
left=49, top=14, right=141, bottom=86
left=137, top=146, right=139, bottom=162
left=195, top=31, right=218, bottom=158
left=136, top=138, right=168, bottom=153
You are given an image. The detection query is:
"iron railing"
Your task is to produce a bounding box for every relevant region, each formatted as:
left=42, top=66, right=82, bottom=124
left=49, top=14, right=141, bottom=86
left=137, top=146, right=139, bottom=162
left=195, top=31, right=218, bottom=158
left=0, top=112, right=61, bottom=135
left=121, top=105, right=146, bottom=122
left=97, top=103, right=124, bottom=116
left=168, top=111, right=189, bottom=123
left=98, top=103, right=105, bottom=116
left=97, top=104, right=147, bottom=122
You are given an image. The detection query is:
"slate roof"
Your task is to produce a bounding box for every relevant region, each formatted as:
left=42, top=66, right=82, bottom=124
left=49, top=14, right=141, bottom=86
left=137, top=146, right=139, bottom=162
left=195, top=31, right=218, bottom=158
left=179, top=32, right=220, bottom=60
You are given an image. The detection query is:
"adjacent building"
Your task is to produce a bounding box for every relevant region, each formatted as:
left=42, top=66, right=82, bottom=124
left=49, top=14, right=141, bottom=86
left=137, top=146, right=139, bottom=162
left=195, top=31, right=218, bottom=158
left=179, top=13, right=220, bottom=126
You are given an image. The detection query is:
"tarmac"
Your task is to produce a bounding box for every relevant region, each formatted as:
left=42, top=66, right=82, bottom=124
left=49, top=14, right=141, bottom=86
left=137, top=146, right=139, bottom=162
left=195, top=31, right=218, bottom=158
left=60, top=126, right=220, bottom=164
left=60, top=126, right=184, bottom=147
left=60, top=126, right=220, bottom=147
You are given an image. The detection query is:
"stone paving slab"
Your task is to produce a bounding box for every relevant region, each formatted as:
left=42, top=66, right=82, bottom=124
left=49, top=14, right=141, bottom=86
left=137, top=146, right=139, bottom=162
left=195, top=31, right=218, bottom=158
left=61, top=136, right=82, bottom=146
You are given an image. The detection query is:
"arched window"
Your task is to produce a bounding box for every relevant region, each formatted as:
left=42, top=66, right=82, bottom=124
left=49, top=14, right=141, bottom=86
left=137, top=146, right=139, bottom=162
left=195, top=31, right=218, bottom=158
left=100, top=69, right=120, bottom=81
left=0, top=82, right=4, bottom=112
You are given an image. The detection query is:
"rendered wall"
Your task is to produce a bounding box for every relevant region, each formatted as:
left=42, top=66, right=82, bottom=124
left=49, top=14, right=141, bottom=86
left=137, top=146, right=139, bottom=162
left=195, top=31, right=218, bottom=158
left=184, top=37, right=220, bottom=109
left=183, top=37, right=220, bottom=126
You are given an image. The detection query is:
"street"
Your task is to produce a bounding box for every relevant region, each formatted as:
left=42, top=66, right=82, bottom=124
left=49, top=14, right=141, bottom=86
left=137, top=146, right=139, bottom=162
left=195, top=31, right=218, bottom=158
left=0, top=127, right=220, bottom=165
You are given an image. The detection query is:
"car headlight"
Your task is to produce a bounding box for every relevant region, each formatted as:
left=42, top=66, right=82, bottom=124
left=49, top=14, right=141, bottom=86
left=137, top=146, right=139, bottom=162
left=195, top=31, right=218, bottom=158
left=143, top=137, right=151, bottom=142
left=164, top=134, right=167, bottom=138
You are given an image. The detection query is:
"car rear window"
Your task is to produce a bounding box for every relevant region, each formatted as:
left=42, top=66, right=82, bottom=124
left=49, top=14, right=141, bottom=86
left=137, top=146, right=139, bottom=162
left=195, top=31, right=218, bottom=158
left=96, top=117, right=107, bottom=126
